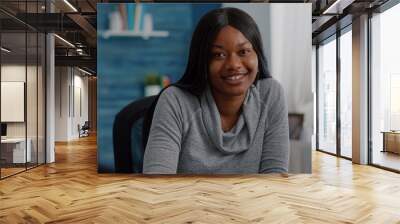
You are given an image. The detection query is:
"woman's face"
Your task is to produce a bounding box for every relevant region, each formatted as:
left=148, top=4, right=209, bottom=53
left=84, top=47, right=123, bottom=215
left=208, top=25, right=258, bottom=98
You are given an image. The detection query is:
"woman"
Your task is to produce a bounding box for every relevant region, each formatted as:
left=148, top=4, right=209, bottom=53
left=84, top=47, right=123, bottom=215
left=142, top=7, right=289, bottom=174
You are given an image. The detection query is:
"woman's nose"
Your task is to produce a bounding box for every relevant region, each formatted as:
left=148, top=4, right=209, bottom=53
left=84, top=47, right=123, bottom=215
left=226, top=54, right=243, bottom=70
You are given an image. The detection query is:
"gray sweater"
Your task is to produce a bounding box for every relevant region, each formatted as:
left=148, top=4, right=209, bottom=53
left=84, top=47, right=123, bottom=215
left=143, top=78, right=289, bottom=174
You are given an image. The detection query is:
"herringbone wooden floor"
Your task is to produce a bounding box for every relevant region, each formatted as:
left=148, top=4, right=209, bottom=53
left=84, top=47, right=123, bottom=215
left=1, top=135, right=400, bottom=223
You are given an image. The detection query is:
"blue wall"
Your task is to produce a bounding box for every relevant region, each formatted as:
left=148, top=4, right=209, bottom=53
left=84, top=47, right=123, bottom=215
left=97, top=3, right=220, bottom=172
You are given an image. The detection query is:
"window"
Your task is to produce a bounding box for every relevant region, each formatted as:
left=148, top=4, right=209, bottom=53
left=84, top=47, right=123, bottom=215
left=370, top=2, right=400, bottom=171
left=339, top=28, right=352, bottom=158
left=0, top=1, right=47, bottom=179
left=316, top=24, right=353, bottom=159
left=317, top=36, right=337, bottom=155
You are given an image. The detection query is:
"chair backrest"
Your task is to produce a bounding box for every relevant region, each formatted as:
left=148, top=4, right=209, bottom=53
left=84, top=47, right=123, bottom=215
left=81, top=121, right=90, bottom=130
left=113, top=95, right=157, bottom=173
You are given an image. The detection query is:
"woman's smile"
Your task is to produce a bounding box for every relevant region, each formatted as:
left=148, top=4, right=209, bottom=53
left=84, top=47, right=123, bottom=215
left=221, top=72, right=248, bottom=85
left=208, top=25, right=258, bottom=97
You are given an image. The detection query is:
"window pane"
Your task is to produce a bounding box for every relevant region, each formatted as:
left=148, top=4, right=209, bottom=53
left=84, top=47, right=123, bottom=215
left=38, top=32, right=45, bottom=165
left=318, top=37, right=337, bottom=154
left=27, top=31, right=38, bottom=169
left=371, top=3, right=400, bottom=171
left=340, top=29, right=352, bottom=158
left=1, top=31, right=28, bottom=177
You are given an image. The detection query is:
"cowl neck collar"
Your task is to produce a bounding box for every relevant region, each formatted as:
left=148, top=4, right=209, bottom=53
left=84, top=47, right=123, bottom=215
left=200, top=84, right=261, bottom=154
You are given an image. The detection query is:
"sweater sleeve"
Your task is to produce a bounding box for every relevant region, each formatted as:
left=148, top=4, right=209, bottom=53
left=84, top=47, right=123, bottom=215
left=259, top=81, right=290, bottom=174
left=142, top=88, right=183, bottom=174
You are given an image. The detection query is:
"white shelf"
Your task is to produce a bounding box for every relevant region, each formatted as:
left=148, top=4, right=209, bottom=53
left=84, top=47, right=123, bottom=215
left=100, top=30, right=169, bottom=40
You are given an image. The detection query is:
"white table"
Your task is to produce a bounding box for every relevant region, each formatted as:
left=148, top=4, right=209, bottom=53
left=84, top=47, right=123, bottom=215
left=1, top=138, right=31, bottom=163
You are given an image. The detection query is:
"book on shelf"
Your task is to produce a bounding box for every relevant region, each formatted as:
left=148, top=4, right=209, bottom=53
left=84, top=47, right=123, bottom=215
left=127, top=4, right=135, bottom=30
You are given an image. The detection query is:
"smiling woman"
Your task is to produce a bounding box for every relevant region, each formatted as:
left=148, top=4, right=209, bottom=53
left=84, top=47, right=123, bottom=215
left=142, top=7, right=289, bottom=174
left=209, top=25, right=259, bottom=132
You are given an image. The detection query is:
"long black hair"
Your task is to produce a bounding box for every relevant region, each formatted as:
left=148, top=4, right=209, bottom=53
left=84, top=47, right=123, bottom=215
left=142, top=7, right=271, bottom=148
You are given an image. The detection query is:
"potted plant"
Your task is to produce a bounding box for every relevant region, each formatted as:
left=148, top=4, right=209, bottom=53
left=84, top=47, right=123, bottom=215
left=144, top=73, right=162, bottom=96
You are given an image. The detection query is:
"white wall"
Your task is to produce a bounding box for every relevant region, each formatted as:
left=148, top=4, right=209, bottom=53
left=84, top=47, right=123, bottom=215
left=72, top=72, right=89, bottom=138
left=1, top=65, right=26, bottom=130
left=1, top=65, right=26, bottom=140
left=55, top=67, right=89, bottom=141
left=1, top=65, right=26, bottom=81
left=55, top=66, right=69, bottom=141
left=222, top=3, right=312, bottom=173
left=1, top=65, right=41, bottom=137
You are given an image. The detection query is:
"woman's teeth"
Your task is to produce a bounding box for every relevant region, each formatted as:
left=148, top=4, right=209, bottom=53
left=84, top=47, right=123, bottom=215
left=223, top=74, right=245, bottom=80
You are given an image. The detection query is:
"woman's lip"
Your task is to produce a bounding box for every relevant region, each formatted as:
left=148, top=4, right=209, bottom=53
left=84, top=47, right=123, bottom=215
left=222, top=73, right=248, bottom=79
left=221, top=73, right=247, bottom=84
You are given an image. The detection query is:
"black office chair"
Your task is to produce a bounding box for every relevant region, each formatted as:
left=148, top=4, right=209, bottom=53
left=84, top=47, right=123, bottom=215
left=113, top=95, right=157, bottom=173
left=79, top=121, right=90, bottom=138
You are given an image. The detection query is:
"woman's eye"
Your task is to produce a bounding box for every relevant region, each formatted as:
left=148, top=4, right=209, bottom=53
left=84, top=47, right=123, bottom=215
left=212, top=52, right=225, bottom=59
left=239, top=49, right=251, bottom=56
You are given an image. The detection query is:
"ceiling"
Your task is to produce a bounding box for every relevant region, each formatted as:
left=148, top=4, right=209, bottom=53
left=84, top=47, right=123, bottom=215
left=0, top=0, right=99, bottom=74
left=310, top=0, right=390, bottom=43
left=0, top=0, right=394, bottom=74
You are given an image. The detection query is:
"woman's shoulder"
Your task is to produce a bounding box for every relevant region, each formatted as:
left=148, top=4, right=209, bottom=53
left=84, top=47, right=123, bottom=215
left=256, top=78, right=286, bottom=103
left=158, top=85, right=200, bottom=112
left=160, top=85, right=198, bottom=100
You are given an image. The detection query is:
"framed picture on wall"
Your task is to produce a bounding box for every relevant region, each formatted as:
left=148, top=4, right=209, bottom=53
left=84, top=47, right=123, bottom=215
left=1, top=81, right=25, bottom=122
